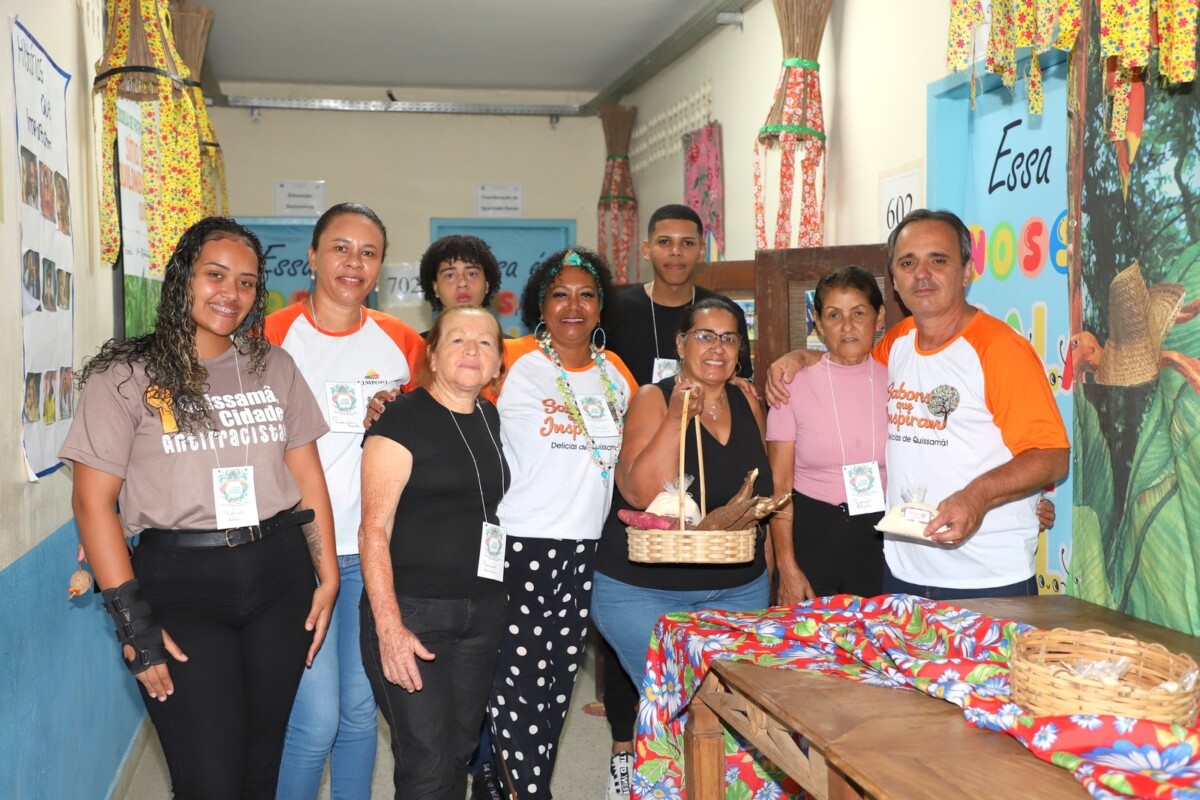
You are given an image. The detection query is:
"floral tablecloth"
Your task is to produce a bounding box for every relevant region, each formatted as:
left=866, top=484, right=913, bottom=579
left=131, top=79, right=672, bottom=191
left=633, top=594, right=1200, bottom=800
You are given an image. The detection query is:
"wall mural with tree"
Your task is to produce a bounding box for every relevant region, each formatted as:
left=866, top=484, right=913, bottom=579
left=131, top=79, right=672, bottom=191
left=1069, top=2, right=1200, bottom=634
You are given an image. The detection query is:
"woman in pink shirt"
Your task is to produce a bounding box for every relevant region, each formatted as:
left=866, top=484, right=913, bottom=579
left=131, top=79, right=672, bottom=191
left=766, top=266, right=888, bottom=604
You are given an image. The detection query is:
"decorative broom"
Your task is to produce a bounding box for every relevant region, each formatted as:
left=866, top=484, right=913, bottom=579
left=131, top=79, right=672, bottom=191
left=170, top=0, right=229, bottom=216
left=597, top=105, right=638, bottom=284
left=94, top=0, right=202, bottom=276
left=754, top=0, right=832, bottom=250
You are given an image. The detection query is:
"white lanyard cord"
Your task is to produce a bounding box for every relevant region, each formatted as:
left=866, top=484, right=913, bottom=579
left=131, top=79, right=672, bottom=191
left=648, top=281, right=696, bottom=359
left=213, top=348, right=252, bottom=470
left=443, top=398, right=505, bottom=519
left=826, top=356, right=875, bottom=466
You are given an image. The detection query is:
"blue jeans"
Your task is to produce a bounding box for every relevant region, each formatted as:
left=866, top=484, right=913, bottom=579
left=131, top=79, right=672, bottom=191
left=590, top=570, right=770, bottom=684
left=277, top=556, right=377, bottom=800
left=882, top=564, right=1039, bottom=600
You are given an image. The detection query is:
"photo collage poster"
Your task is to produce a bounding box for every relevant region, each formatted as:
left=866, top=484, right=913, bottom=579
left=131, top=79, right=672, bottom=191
left=15, top=20, right=74, bottom=478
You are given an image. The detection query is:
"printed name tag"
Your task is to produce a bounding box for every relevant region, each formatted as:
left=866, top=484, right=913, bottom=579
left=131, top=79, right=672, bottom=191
left=325, top=381, right=366, bottom=433
left=575, top=393, right=619, bottom=437
left=212, top=466, right=260, bottom=528
left=477, top=522, right=507, bottom=581
left=841, top=460, right=886, bottom=515
left=651, top=358, right=681, bottom=383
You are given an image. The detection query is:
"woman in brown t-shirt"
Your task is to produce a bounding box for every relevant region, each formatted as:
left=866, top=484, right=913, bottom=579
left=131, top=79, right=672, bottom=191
left=60, top=217, right=338, bottom=800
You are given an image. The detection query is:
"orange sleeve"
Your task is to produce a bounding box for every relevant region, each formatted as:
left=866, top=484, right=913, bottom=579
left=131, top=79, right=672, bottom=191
left=872, top=317, right=913, bottom=366
left=606, top=351, right=638, bottom=394
left=972, top=320, right=1070, bottom=455
left=265, top=303, right=305, bottom=347
left=369, top=309, right=426, bottom=392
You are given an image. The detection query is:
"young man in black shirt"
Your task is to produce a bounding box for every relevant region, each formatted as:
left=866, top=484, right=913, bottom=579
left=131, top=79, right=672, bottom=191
left=599, top=204, right=752, bottom=800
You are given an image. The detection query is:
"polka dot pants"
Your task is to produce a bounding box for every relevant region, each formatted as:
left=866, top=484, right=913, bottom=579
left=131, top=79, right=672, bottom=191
left=488, top=537, right=597, bottom=799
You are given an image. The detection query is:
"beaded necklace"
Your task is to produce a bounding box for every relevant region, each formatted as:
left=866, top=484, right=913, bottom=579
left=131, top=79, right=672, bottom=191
left=539, top=333, right=624, bottom=486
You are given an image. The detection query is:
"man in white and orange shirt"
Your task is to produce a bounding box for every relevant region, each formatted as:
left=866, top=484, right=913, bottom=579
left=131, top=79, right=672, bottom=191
left=769, top=209, right=1069, bottom=600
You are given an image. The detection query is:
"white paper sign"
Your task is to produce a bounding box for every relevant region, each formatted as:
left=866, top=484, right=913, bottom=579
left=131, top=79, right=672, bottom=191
left=15, top=21, right=74, bottom=479
left=274, top=179, right=325, bottom=216
left=476, top=183, right=523, bottom=218
left=879, top=168, right=923, bottom=241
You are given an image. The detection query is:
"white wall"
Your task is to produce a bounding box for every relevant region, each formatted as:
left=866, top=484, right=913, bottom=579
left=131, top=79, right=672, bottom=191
left=210, top=83, right=605, bottom=268
left=1, top=0, right=108, bottom=570
left=621, top=0, right=952, bottom=265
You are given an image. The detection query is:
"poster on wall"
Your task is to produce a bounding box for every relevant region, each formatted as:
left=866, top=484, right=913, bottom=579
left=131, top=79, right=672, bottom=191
left=239, top=217, right=317, bottom=314
left=429, top=218, right=576, bottom=338
left=1071, top=20, right=1200, bottom=635
left=116, top=97, right=155, bottom=336
left=14, top=20, right=74, bottom=479
left=927, top=53, right=1072, bottom=594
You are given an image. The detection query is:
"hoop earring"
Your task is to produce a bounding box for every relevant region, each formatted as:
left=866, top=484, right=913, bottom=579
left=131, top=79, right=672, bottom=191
left=533, top=320, right=547, bottom=341
left=733, top=362, right=742, bottom=377
left=591, top=326, right=607, bottom=351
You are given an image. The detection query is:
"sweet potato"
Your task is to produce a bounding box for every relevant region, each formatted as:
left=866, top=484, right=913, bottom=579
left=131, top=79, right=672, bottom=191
left=618, top=508, right=679, bottom=530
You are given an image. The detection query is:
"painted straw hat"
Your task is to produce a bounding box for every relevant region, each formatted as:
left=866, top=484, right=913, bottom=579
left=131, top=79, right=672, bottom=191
left=1096, top=262, right=1185, bottom=386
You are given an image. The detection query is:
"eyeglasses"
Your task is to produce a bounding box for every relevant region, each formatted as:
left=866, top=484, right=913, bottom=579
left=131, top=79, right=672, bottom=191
left=688, top=329, right=741, bottom=346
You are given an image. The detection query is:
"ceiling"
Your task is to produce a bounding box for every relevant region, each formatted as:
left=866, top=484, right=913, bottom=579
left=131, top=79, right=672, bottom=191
left=200, top=0, right=750, bottom=107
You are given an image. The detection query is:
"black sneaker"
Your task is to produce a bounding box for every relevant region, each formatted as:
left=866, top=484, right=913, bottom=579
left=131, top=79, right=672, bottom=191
left=606, top=751, right=633, bottom=800
left=471, top=761, right=506, bottom=800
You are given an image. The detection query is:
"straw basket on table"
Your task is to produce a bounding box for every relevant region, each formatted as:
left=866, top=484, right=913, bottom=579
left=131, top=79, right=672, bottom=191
left=1010, top=628, right=1200, bottom=725
left=626, top=391, right=756, bottom=564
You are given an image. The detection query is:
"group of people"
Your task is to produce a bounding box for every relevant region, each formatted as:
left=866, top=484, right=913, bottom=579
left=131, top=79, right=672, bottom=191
left=62, top=202, right=1068, bottom=800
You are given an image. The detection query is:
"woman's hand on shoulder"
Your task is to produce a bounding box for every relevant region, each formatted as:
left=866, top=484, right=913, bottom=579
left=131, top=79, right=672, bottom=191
left=304, top=579, right=339, bottom=666
left=364, top=388, right=400, bottom=429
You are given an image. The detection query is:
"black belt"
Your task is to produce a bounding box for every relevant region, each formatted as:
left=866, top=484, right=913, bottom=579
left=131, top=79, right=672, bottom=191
left=139, top=507, right=315, bottom=548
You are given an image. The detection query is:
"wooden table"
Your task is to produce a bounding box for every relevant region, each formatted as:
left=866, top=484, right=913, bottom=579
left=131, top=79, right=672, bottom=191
left=682, top=596, right=1200, bottom=800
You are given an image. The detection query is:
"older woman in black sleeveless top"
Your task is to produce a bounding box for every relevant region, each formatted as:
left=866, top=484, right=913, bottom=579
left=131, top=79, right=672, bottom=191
left=592, top=296, right=791, bottom=685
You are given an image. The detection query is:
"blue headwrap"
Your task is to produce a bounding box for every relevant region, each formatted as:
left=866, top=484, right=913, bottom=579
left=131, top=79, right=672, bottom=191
left=537, top=250, right=604, bottom=310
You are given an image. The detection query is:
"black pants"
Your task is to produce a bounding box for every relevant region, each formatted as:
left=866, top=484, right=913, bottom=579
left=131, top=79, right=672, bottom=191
left=792, top=490, right=885, bottom=597
left=601, top=636, right=638, bottom=741
left=131, top=527, right=315, bottom=800
left=361, top=590, right=506, bottom=800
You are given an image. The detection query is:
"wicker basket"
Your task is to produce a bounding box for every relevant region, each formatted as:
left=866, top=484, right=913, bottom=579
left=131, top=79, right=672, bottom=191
left=1010, top=628, right=1200, bottom=725
left=627, top=390, right=756, bottom=564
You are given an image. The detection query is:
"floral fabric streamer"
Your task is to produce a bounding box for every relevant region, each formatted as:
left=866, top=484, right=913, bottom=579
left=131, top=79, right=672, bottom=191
left=597, top=105, right=638, bottom=284
left=753, top=58, right=826, bottom=251
left=945, top=0, right=1194, bottom=127
left=633, top=594, right=1200, bottom=800
left=682, top=122, right=725, bottom=261
left=96, top=0, right=202, bottom=275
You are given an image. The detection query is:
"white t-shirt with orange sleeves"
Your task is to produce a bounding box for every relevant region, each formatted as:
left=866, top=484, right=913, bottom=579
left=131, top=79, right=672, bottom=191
left=494, top=335, right=636, bottom=541
left=874, top=310, right=1068, bottom=589
left=267, top=303, right=425, bottom=555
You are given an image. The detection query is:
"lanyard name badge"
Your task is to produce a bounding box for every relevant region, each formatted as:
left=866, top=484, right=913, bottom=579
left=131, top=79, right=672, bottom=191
left=213, top=351, right=260, bottom=528
left=325, top=381, right=366, bottom=433
left=648, top=281, right=692, bottom=384
left=441, top=396, right=509, bottom=581
left=827, top=360, right=886, bottom=515
left=575, top=393, right=619, bottom=438
left=651, top=358, right=680, bottom=383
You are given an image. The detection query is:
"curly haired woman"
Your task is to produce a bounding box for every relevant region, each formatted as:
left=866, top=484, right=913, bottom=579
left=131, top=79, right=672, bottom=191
left=61, top=217, right=339, bottom=800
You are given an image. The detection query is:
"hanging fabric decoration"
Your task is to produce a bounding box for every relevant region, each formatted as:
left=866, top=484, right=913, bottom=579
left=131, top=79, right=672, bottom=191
left=597, top=105, right=638, bottom=284
left=170, top=0, right=228, bottom=217
left=946, top=0, right=1194, bottom=131
left=94, top=0, right=202, bottom=276
left=753, top=0, right=831, bottom=252
left=682, top=122, right=726, bottom=261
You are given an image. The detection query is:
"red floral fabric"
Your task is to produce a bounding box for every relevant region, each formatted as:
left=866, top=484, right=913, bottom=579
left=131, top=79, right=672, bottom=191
left=598, top=155, right=638, bottom=284
left=683, top=122, right=725, bottom=261
left=633, top=594, right=1200, bottom=800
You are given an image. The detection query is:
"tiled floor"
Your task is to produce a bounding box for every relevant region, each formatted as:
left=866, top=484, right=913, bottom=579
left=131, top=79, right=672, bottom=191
left=120, top=644, right=613, bottom=799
